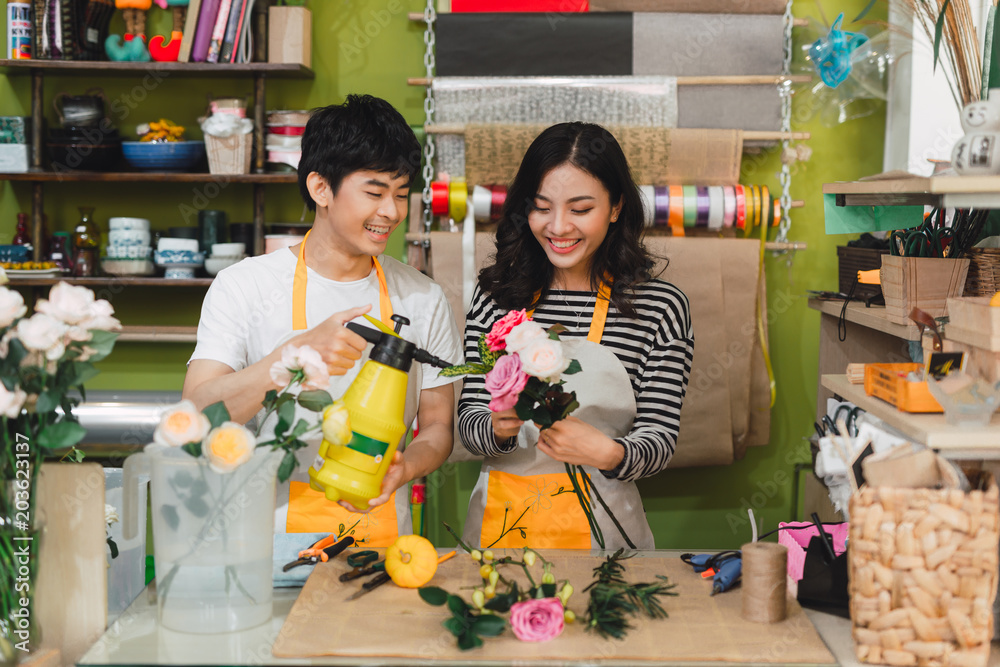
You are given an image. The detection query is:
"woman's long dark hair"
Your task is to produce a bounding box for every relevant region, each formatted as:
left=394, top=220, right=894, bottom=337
left=478, top=122, right=654, bottom=318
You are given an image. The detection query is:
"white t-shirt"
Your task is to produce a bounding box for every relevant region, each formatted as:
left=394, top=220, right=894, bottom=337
left=190, top=247, right=463, bottom=531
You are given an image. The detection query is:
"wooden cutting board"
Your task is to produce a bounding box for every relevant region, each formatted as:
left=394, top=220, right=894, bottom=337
left=272, top=550, right=836, bottom=664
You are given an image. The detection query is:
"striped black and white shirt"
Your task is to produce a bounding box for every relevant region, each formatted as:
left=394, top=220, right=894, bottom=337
left=457, top=280, right=694, bottom=483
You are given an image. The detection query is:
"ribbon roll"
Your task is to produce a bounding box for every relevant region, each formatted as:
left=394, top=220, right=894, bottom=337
left=707, top=186, right=724, bottom=230
left=449, top=180, right=468, bottom=222
left=723, top=186, right=736, bottom=228
left=682, top=185, right=697, bottom=228
left=735, top=185, right=747, bottom=230
left=745, top=185, right=757, bottom=231
left=653, top=186, right=669, bottom=227
left=772, top=197, right=782, bottom=228
left=472, top=185, right=492, bottom=222
left=490, top=185, right=506, bottom=223
left=639, top=185, right=656, bottom=228
left=752, top=185, right=762, bottom=230
left=760, top=185, right=770, bottom=229
left=695, top=186, right=711, bottom=227
left=431, top=181, right=449, bottom=216
left=668, top=185, right=684, bottom=235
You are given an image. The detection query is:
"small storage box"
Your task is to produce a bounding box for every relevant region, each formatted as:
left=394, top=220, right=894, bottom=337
left=880, top=255, right=970, bottom=326
left=864, top=363, right=943, bottom=413
left=848, top=472, right=999, bottom=667
left=947, top=296, right=1000, bottom=352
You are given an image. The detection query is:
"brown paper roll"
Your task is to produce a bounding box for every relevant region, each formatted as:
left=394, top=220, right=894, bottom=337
left=741, top=541, right=788, bottom=624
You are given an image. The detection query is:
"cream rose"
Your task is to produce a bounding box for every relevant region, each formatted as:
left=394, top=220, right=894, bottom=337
left=154, top=400, right=211, bottom=448
left=16, top=313, right=67, bottom=360
left=0, top=382, right=27, bottom=419
left=204, top=422, right=256, bottom=474
left=504, top=320, right=548, bottom=354
left=0, top=266, right=8, bottom=286
left=36, top=282, right=95, bottom=325
left=79, top=299, right=121, bottom=331
left=518, top=337, right=570, bottom=383
left=321, top=400, right=352, bottom=445
left=0, top=289, right=26, bottom=328
left=270, top=344, right=330, bottom=390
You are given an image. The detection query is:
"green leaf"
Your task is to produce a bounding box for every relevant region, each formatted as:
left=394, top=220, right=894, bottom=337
left=514, top=392, right=535, bottom=421
left=85, top=330, right=118, bottom=362
left=71, top=361, right=100, bottom=387
left=181, top=442, right=203, bottom=458
left=852, top=0, right=878, bottom=22
left=438, top=363, right=489, bottom=378
left=6, top=337, right=26, bottom=367
left=37, top=420, right=86, bottom=450
left=161, top=504, right=180, bottom=531
left=456, top=632, right=483, bottom=651
left=532, top=406, right=554, bottom=427
left=277, top=451, right=297, bottom=483
left=933, top=0, right=952, bottom=73
left=447, top=594, right=469, bottom=616
left=298, top=390, right=333, bottom=412
left=472, top=614, right=506, bottom=637
left=107, top=537, right=118, bottom=559
left=443, top=617, right=466, bottom=637
left=184, top=496, right=210, bottom=517
left=546, top=323, right=567, bottom=339
left=541, top=582, right=556, bottom=598
left=190, top=479, right=209, bottom=496
left=202, top=401, right=230, bottom=429
left=419, top=586, right=449, bottom=606
left=484, top=596, right=512, bottom=613
left=264, top=389, right=278, bottom=404
left=35, top=390, right=59, bottom=414
left=173, top=471, right=193, bottom=488
left=564, top=359, right=582, bottom=375
left=290, top=419, right=310, bottom=438
left=477, top=334, right=501, bottom=368
left=275, top=400, right=295, bottom=437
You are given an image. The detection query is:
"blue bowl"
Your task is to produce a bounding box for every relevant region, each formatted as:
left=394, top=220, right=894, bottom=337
left=122, top=141, right=206, bottom=172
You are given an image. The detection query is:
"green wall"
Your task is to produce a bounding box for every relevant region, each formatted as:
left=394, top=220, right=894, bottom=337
left=0, top=0, right=887, bottom=549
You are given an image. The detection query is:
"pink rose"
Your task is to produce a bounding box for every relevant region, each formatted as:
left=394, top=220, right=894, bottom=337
left=485, top=309, right=529, bottom=352
left=485, top=353, right=528, bottom=412
left=509, top=597, right=565, bottom=642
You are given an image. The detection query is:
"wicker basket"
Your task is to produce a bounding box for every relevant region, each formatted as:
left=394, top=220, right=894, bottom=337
left=839, top=246, right=889, bottom=300
left=848, top=472, right=999, bottom=667
left=206, top=133, right=252, bottom=175
left=963, top=247, right=1000, bottom=297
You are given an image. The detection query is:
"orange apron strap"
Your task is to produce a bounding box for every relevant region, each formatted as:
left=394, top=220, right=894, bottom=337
left=481, top=470, right=591, bottom=549
left=286, top=481, right=399, bottom=547
left=525, top=280, right=610, bottom=344
left=292, top=230, right=311, bottom=331
left=291, top=232, right=394, bottom=332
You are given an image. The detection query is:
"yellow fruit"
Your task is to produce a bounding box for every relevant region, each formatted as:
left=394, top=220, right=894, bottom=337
left=385, top=534, right=438, bottom=588
left=990, top=291, right=1000, bottom=307
left=479, top=564, right=493, bottom=579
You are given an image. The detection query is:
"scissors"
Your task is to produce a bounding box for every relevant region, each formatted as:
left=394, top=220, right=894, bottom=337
left=344, top=550, right=457, bottom=602
left=339, top=550, right=386, bottom=581
left=282, top=535, right=355, bottom=572
left=889, top=210, right=954, bottom=258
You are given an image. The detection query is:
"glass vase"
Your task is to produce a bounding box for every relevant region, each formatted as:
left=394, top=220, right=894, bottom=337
left=0, top=481, right=42, bottom=666
left=123, top=446, right=280, bottom=634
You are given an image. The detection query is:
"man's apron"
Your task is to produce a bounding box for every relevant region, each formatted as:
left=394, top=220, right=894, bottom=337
left=276, top=230, right=419, bottom=547
left=462, top=288, right=655, bottom=551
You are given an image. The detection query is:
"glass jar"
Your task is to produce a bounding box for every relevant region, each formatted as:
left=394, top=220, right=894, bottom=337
left=11, top=214, right=30, bottom=247
left=72, top=207, right=100, bottom=277
left=48, top=232, right=73, bottom=274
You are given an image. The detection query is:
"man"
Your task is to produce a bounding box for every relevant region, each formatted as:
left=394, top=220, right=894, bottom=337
left=183, top=95, right=462, bottom=547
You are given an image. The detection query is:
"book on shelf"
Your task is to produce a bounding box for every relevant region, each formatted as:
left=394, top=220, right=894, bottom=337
left=205, top=0, right=233, bottom=63
left=190, top=0, right=221, bottom=62
left=234, top=0, right=257, bottom=64
left=177, top=0, right=204, bottom=62
left=219, top=0, right=250, bottom=63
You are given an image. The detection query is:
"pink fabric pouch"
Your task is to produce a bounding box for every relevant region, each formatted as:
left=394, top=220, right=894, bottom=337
left=778, top=522, right=848, bottom=582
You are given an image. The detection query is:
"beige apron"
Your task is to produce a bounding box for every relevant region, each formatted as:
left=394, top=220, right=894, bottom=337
left=274, top=231, right=419, bottom=546
left=463, top=298, right=655, bottom=551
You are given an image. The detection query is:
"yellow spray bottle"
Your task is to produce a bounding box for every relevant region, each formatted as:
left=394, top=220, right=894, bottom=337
left=308, top=314, right=449, bottom=510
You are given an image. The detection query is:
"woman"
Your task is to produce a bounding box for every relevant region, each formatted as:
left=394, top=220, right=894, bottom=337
left=458, top=122, right=695, bottom=551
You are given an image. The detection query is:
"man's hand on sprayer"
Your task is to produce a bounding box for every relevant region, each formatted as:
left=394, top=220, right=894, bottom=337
left=290, top=304, right=371, bottom=376
left=338, top=450, right=410, bottom=513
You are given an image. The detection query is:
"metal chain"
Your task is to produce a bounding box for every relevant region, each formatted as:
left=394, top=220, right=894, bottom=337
left=420, top=0, right=437, bottom=237
left=775, top=0, right=794, bottom=245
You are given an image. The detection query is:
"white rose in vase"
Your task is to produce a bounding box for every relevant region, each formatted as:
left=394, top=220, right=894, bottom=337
left=0, top=382, right=27, bottom=419
left=36, top=281, right=95, bottom=325
left=16, top=313, right=68, bottom=360
left=154, top=400, right=212, bottom=447
left=0, top=288, right=27, bottom=328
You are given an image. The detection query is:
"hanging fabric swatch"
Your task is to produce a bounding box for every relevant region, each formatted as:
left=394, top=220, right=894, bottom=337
left=431, top=76, right=678, bottom=177
left=588, top=0, right=786, bottom=13
left=462, top=125, right=742, bottom=187
left=435, top=13, right=783, bottom=77
left=451, top=0, right=589, bottom=11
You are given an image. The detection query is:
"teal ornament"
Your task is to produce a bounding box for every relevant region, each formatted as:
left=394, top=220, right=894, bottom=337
left=808, top=13, right=869, bottom=89
left=105, top=34, right=131, bottom=61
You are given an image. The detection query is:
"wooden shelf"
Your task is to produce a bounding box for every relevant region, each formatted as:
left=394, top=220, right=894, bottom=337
left=0, top=59, right=313, bottom=78
left=824, top=175, right=1000, bottom=208
left=117, top=325, right=197, bottom=343
left=808, top=298, right=921, bottom=341
left=7, top=276, right=212, bottom=287
left=0, top=171, right=297, bottom=183
left=821, top=374, right=1000, bottom=458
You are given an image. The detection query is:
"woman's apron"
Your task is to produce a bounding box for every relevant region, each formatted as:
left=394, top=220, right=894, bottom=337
left=462, top=289, right=655, bottom=551
left=277, top=230, right=419, bottom=547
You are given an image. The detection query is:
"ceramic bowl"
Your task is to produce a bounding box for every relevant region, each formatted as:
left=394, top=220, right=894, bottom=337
left=105, top=244, right=151, bottom=259
left=210, top=242, right=245, bottom=258
left=109, top=217, right=150, bottom=231
left=122, top=140, right=205, bottom=172
left=158, top=237, right=200, bottom=253
left=205, top=256, right=243, bottom=276
left=108, top=229, right=151, bottom=247
left=155, top=249, right=204, bottom=265
left=101, top=258, right=155, bottom=276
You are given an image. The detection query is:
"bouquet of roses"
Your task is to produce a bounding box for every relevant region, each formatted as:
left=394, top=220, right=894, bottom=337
left=440, top=309, right=581, bottom=428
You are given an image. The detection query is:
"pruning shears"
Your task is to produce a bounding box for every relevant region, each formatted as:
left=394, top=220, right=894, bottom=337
left=339, top=550, right=386, bottom=581
left=282, top=535, right=355, bottom=572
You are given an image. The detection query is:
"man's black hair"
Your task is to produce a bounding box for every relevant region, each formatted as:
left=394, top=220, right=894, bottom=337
left=298, top=94, right=421, bottom=211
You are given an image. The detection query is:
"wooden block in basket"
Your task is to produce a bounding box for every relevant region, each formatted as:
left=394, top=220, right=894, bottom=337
left=847, top=472, right=999, bottom=667
left=880, top=255, right=970, bottom=325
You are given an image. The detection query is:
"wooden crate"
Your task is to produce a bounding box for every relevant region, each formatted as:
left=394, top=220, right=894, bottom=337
left=880, top=255, right=970, bottom=325
left=848, top=473, right=999, bottom=667
left=947, top=296, right=1000, bottom=352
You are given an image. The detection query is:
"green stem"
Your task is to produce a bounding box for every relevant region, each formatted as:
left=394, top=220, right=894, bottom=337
left=565, top=464, right=604, bottom=549
left=485, top=506, right=532, bottom=549
left=580, top=469, right=636, bottom=549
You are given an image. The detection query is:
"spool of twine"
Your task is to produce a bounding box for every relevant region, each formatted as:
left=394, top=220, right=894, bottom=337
left=741, top=541, right=788, bottom=624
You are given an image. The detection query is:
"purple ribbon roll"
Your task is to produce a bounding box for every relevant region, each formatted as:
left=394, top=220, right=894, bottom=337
left=696, top=186, right=711, bottom=227
left=654, top=186, right=670, bottom=226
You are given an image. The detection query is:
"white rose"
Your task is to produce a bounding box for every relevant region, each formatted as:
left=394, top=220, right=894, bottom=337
left=104, top=504, right=120, bottom=526
left=270, top=344, right=330, bottom=390
left=66, top=325, right=92, bottom=343
left=518, top=338, right=570, bottom=383
left=0, top=266, right=8, bottom=286
left=36, top=282, right=95, bottom=325
left=504, top=320, right=548, bottom=354
left=154, top=400, right=211, bottom=447
left=321, top=400, right=352, bottom=445
left=0, top=289, right=27, bottom=328
left=79, top=299, right=121, bottom=331
left=16, top=313, right=67, bottom=360
left=0, top=382, right=26, bottom=419
left=203, top=422, right=256, bottom=474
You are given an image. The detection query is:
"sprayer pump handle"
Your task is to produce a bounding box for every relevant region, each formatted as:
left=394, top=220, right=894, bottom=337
left=345, top=322, right=382, bottom=345
left=391, top=314, right=410, bottom=333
